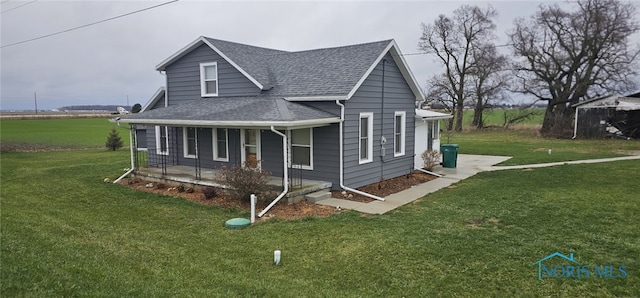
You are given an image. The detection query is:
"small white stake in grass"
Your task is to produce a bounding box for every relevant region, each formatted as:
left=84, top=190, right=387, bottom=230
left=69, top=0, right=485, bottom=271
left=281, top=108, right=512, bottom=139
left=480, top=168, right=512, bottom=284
left=274, top=250, right=281, bottom=265
left=548, top=149, right=552, bottom=155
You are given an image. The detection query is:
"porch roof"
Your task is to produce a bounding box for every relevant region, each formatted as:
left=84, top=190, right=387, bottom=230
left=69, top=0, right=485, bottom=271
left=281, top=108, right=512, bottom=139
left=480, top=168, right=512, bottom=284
left=118, top=96, right=341, bottom=128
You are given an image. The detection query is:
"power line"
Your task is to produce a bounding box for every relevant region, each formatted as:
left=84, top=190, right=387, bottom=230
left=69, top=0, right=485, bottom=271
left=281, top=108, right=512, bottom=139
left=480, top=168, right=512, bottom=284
left=1, top=0, right=37, bottom=14
left=1, top=0, right=178, bottom=48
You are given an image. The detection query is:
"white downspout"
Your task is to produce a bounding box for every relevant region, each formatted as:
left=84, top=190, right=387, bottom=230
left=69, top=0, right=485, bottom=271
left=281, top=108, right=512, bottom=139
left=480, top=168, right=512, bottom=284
left=572, top=107, right=579, bottom=139
left=416, top=168, right=443, bottom=178
left=336, top=100, right=384, bottom=201
left=258, top=126, right=289, bottom=217
left=114, top=125, right=135, bottom=183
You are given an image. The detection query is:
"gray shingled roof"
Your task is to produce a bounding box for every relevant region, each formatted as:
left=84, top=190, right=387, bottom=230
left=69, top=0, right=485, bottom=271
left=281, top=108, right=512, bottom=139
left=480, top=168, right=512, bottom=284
left=122, top=97, right=340, bottom=126
left=135, top=38, right=404, bottom=126
left=204, top=37, right=392, bottom=97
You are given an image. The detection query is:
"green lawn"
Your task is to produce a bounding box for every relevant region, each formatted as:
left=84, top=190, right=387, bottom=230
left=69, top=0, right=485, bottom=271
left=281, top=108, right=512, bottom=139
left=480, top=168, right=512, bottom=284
left=1, top=119, right=639, bottom=296
left=2, top=149, right=639, bottom=295
left=0, top=118, right=129, bottom=151
left=447, top=129, right=640, bottom=165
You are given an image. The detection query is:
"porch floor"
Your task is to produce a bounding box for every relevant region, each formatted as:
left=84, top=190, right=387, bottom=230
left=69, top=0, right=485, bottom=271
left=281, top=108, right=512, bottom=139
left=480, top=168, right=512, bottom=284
left=133, top=165, right=332, bottom=199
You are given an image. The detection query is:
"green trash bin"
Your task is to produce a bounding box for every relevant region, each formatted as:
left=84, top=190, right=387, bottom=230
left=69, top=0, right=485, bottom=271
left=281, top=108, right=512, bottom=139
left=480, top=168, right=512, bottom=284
left=440, top=144, right=459, bottom=168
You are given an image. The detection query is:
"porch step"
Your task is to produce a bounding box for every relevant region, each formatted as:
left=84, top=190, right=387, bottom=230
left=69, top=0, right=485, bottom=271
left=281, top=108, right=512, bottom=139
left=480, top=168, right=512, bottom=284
left=305, top=190, right=332, bottom=203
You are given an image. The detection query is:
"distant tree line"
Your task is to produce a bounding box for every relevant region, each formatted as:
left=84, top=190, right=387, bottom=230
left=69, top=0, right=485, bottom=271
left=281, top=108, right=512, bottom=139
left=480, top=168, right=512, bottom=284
left=419, top=0, right=639, bottom=137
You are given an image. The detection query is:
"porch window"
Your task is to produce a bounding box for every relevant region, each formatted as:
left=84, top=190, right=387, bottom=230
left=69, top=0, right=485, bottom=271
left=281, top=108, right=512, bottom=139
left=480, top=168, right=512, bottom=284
left=394, top=111, right=406, bottom=157
left=213, top=128, right=229, bottom=162
left=359, top=112, right=373, bottom=164
left=290, top=128, right=313, bottom=170
left=183, top=127, right=197, bottom=158
left=432, top=121, right=440, bottom=139
left=200, top=62, right=218, bottom=97
left=155, top=126, right=169, bottom=155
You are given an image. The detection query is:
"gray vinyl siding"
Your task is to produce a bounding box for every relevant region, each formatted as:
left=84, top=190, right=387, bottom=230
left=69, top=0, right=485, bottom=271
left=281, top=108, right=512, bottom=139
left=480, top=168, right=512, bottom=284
left=144, top=126, right=242, bottom=170
left=343, top=53, right=416, bottom=188
left=148, top=97, right=165, bottom=110
left=260, top=130, right=284, bottom=177
left=308, top=124, right=340, bottom=187
left=165, top=44, right=261, bottom=105
left=256, top=127, right=341, bottom=188
left=146, top=126, right=178, bottom=167
left=135, top=127, right=148, bottom=149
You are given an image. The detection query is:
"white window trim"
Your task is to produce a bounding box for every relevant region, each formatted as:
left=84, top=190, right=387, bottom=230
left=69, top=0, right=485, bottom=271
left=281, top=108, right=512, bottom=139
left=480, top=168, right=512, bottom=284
left=394, top=111, right=406, bottom=157
left=199, top=62, right=218, bottom=97
left=359, top=112, right=373, bottom=164
left=155, top=126, right=169, bottom=156
left=288, top=128, right=313, bottom=170
left=213, top=128, right=229, bottom=162
left=183, top=127, right=197, bottom=159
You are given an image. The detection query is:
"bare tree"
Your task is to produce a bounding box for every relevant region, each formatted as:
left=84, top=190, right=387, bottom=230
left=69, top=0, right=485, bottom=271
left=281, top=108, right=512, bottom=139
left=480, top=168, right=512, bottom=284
left=509, top=0, right=640, bottom=137
left=425, top=74, right=459, bottom=130
left=419, top=5, right=498, bottom=131
left=469, top=44, right=509, bottom=129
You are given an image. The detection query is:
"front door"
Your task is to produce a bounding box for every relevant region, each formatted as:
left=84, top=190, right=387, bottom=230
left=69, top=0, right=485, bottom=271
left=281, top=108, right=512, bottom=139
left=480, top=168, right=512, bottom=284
left=241, top=129, right=261, bottom=167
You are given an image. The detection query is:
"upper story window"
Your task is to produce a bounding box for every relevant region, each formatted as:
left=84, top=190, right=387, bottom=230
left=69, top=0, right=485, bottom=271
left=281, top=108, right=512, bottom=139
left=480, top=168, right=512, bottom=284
left=359, top=112, right=373, bottom=164
left=394, top=111, right=406, bottom=157
left=289, top=128, right=313, bottom=170
left=200, top=62, right=218, bottom=97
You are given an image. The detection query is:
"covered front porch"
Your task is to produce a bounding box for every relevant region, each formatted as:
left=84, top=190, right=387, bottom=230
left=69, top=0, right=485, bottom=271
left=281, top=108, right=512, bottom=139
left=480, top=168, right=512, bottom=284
left=132, top=164, right=332, bottom=203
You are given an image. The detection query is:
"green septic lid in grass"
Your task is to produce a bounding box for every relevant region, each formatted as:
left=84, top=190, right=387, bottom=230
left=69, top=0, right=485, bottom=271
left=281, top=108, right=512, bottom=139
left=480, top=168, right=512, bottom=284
left=225, top=218, right=251, bottom=229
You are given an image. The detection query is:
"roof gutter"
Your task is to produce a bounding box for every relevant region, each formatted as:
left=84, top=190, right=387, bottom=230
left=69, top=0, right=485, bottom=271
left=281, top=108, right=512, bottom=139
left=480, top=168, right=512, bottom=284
left=116, top=117, right=340, bottom=128
left=335, top=100, right=384, bottom=201
left=258, top=126, right=289, bottom=217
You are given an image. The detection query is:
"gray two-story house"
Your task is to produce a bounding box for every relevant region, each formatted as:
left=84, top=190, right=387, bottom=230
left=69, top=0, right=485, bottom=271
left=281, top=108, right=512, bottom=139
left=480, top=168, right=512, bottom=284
left=118, top=36, right=427, bottom=215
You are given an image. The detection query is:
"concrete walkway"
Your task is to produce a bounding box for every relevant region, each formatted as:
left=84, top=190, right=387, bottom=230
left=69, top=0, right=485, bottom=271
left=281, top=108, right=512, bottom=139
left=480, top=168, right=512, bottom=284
left=315, top=154, right=640, bottom=214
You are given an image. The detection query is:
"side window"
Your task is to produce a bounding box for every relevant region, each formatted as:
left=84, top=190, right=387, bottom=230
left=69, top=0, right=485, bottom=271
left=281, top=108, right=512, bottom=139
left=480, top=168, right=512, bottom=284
left=394, top=111, right=406, bottom=156
left=290, top=128, right=313, bottom=170
left=359, top=112, right=373, bottom=164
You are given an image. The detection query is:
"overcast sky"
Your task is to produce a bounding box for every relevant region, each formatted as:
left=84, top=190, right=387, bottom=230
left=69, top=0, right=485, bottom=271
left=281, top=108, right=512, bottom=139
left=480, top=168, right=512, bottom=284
left=1, top=0, right=639, bottom=110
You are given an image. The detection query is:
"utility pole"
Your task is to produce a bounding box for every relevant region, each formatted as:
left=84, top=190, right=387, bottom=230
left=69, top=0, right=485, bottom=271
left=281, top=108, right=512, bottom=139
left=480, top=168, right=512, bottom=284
left=127, top=95, right=129, bottom=108
left=34, top=91, right=38, bottom=114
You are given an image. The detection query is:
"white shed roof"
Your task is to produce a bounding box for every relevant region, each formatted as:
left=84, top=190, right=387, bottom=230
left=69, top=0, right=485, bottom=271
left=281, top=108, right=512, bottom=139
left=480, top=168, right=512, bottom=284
left=415, top=109, right=453, bottom=120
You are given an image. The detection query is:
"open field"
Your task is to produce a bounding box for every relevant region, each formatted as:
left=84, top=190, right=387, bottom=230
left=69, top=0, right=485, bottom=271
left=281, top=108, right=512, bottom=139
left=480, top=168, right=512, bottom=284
left=1, top=117, right=639, bottom=296
left=0, top=111, right=114, bottom=120
left=0, top=118, right=129, bottom=152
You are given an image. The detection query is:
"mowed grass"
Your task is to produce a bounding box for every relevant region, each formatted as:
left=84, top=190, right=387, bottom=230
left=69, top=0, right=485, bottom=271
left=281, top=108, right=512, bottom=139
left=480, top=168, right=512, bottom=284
left=0, top=118, right=129, bottom=151
left=1, top=117, right=639, bottom=296
left=448, top=129, right=640, bottom=165
left=2, top=150, right=639, bottom=296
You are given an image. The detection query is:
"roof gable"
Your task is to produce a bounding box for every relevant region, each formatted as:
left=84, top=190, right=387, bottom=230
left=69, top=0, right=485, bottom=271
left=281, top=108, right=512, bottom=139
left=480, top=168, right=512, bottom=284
left=141, top=87, right=165, bottom=112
